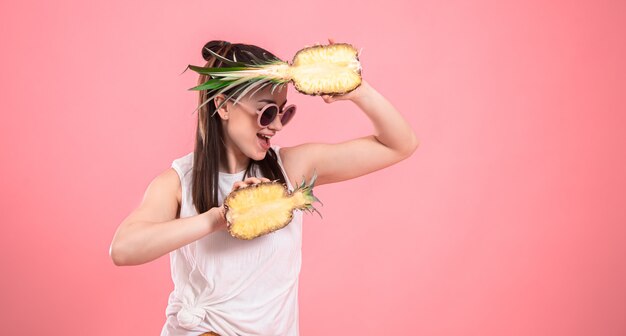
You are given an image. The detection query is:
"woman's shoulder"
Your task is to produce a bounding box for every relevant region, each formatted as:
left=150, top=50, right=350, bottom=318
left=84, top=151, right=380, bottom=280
left=271, top=143, right=304, bottom=169
left=270, top=144, right=308, bottom=190
left=271, top=144, right=287, bottom=168
left=169, top=151, right=194, bottom=208
left=138, top=166, right=182, bottom=218
left=171, top=151, right=194, bottom=180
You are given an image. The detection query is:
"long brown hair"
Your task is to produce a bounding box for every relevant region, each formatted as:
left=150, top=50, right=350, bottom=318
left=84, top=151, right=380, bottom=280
left=192, top=40, right=287, bottom=215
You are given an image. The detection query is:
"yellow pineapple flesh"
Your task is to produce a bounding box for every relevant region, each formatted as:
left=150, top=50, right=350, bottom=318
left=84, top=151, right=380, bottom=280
left=224, top=171, right=322, bottom=240
left=289, top=43, right=362, bottom=96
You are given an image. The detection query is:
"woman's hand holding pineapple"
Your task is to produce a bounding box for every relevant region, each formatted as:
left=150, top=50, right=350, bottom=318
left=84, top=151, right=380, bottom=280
left=214, top=177, right=272, bottom=231
left=320, top=37, right=370, bottom=104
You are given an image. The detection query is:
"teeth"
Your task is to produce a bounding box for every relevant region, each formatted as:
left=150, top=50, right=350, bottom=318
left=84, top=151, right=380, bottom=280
left=258, top=134, right=272, bottom=139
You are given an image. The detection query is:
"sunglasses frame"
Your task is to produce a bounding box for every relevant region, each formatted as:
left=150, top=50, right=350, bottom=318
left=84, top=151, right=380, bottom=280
left=228, top=97, right=297, bottom=128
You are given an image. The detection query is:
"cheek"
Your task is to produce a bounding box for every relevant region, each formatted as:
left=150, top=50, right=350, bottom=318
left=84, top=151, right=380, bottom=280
left=229, top=117, right=258, bottom=144
left=232, top=111, right=258, bottom=129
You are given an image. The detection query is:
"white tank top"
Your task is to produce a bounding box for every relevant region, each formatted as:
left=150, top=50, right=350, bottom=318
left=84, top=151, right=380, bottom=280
left=161, top=144, right=303, bottom=336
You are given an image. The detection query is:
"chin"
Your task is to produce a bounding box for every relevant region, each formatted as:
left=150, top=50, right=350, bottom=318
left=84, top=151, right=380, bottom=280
left=250, top=148, right=268, bottom=160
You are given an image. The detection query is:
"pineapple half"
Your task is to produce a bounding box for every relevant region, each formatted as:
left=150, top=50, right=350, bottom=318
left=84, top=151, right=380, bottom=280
left=290, top=43, right=362, bottom=96
left=184, top=42, right=363, bottom=114
left=223, top=170, right=322, bottom=240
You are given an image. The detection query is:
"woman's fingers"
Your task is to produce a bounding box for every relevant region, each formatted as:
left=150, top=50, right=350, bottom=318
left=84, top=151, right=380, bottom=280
left=246, top=177, right=262, bottom=184
left=321, top=94, right=334, bottom=103
left=231, top=177, right=272, bottom=192
left=231, top=181, right=246, bottom=192
left=248, top=177, right=271, bottom=184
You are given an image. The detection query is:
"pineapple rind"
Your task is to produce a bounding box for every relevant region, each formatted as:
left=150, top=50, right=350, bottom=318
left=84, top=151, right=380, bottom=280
left=223, top=170, right=322, bottom=240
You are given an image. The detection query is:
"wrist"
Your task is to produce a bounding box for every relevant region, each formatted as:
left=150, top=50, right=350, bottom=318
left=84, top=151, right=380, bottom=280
left=206, top=207, right=226, bottom=234
left=350, top=80, right=374, bottom=104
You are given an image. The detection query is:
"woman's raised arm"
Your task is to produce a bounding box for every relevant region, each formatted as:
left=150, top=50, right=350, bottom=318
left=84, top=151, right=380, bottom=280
left=280, top=79, right=419, bottom=187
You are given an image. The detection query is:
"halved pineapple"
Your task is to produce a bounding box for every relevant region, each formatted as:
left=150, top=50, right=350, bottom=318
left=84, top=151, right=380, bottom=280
left=223, top=170, right=322, bottom=240
left=289, top=43, right=362, bottom=96
left=186, top=42, right=363, bottom=113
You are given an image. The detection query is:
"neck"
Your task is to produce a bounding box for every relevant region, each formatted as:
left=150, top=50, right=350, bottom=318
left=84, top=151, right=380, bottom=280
left=220, top=143, right=250, bottom=174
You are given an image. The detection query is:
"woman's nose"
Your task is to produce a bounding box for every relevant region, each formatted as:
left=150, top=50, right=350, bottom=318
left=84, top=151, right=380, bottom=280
left=268, top=115, right=283, bottom=131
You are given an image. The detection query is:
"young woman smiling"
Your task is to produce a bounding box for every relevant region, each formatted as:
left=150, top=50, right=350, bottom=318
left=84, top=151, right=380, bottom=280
left=109, top=39, right=418, bottom=336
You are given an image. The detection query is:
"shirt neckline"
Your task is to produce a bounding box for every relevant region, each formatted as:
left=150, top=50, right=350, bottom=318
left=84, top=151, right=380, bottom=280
left=219, top=170, right=246, bottom=177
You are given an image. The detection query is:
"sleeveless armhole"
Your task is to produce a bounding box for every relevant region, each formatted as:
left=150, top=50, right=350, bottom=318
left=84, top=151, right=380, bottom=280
left=171, top=163, right=184, bottom=182
left=272, top=144, right=294, bottom=192
left=170, top=152, right=194, bottom=212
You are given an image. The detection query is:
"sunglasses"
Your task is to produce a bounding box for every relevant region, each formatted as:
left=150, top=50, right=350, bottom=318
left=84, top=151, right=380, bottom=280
left=228, top=97, right=297, bottom=128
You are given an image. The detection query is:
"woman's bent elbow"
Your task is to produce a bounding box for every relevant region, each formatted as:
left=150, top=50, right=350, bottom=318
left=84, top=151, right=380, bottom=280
left=402, top=135, right=419, bottom=159
left=109, top=241, right=128, bottom=266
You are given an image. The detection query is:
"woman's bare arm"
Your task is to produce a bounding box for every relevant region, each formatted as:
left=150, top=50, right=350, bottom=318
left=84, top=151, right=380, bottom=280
left=280, top=80, right=419, bottom=187
left=109, top=168, right=225, bottom=266
left=109, top=169, right=269, bottom=266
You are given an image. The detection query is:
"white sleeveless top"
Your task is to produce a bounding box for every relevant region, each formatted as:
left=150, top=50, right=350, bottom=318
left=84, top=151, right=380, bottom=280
left=161, top=144, right=303, bottom=336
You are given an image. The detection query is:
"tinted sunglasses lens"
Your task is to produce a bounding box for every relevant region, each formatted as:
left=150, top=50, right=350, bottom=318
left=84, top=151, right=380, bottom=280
left=259, top=105, right=278, bottom=126
left=280, top=106, right=296, bottom=125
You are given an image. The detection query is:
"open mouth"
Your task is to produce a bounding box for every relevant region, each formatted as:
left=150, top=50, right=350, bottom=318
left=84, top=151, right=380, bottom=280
left=257, top=133, right=271, bottom=148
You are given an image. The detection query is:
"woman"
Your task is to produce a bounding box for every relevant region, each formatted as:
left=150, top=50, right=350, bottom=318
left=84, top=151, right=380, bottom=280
left=109, top=39, right=419, bottom=336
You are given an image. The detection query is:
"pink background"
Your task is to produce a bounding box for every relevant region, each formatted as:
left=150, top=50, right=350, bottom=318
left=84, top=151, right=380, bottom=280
left=1, top=0, right=625, bottom=335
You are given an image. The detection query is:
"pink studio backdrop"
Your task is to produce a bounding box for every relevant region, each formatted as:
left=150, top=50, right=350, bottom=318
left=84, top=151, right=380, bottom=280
left=1, top=0, right=624, bottom=335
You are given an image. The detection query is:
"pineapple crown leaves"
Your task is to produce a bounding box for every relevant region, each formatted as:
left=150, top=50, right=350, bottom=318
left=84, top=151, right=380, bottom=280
left=181, top=47, right=291, bottom=116
left=295, top=168, right=323, bottom=219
